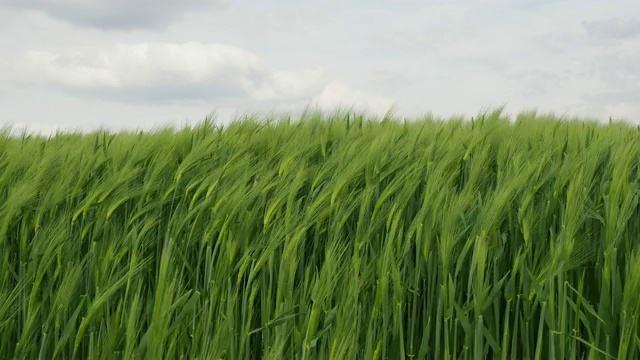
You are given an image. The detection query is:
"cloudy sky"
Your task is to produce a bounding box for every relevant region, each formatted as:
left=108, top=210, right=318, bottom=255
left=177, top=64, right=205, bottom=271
left=0, top=0, right=638, bottom=135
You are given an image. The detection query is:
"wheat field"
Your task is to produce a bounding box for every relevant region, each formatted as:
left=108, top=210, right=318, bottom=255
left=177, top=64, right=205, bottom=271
left=1, top=109, right=639, bottom=359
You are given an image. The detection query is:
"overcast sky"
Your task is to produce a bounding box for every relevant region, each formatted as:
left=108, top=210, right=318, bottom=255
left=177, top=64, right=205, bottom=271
left=1, top=0, right=639, bottom=135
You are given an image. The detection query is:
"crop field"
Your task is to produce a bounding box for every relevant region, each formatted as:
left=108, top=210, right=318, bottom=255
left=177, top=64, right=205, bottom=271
left=1, top=109, right=640, bottom=359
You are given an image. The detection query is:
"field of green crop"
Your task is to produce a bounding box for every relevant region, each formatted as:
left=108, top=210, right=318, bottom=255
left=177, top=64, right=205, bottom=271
left=1, top=109, right=639, bottom=359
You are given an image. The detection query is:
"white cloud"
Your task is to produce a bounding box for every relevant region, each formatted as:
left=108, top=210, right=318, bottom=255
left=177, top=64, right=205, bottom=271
left=8, top=41, right=329, bottom=104
left=311, top=82, right=397, bottom=116
left=3, top=121, right=72, bottom=137
left=604, top=102, right=640, bottom=122
left=2, top=0, right=640, bottom=132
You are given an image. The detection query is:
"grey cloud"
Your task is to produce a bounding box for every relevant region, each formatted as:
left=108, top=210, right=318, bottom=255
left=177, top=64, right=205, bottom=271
left=582, top=51, right=640, bottom=122
left=583, top=90, right=640, bottom=103
left=375, top=31, right=441, bottom=50
left=532, top=32, right=587, bottom=54
left=582, top=18, right=640, bottom=40
left=62, top=78, right=257, bottom=105
left=594, top=51, right=640, bottom=90
left=503, top=68, right=564, bottom=96
left=454, top=56, right=512, bottom=74
left=579, top=91, right=640, bottom=123
left=0, top=0, right=229, bottom=30
left=368, top=70, right=411, bottom=89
